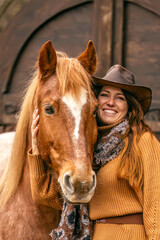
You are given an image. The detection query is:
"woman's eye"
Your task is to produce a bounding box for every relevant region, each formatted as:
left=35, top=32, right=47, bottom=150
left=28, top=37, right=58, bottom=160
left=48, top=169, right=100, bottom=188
left=117, top=97, right=125, bottom=101
left=44, top=105, right=54, bottom=115
left=100, top=93, right=109, bottom=97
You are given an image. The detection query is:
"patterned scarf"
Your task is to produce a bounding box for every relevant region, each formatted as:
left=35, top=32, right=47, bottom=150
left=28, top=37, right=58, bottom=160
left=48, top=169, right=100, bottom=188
left=50, top=202, right=92, bottom=240
left=50, top=119, right=129, bottom=240
left=93, top=118, right=129, bottom=171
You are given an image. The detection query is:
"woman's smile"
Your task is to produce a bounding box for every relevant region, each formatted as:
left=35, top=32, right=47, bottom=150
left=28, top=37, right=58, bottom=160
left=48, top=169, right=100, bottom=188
left=102, top=109, right=117, bottom=114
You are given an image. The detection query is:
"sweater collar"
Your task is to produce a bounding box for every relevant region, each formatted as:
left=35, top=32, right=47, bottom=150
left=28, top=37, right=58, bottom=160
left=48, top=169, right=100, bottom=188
left=97, top=118, right=127, bottom=138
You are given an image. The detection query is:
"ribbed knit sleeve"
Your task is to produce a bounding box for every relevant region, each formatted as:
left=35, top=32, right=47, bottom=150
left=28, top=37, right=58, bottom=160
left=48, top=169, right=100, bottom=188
left=28, top=149, right=63, bottom=210
left=139, top=132, right=160, bottom=240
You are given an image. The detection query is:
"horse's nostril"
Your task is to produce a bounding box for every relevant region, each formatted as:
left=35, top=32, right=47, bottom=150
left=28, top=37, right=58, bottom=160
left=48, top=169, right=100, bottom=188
left=63, top=173, right=74, bottom=194
left=89, top=172, right=96, bottom=193
left=93, top=172, right=96, bottom=184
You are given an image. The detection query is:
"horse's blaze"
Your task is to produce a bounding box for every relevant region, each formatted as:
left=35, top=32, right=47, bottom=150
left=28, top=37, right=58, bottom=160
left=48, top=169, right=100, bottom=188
left=62, top=90, right=87, bottom=139
left=56, top=90, right=97, bottom=203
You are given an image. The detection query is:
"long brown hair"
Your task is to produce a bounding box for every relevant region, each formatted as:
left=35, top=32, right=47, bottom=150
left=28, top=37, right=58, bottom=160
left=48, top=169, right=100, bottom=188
left=118, top=90, right=152, bottom=190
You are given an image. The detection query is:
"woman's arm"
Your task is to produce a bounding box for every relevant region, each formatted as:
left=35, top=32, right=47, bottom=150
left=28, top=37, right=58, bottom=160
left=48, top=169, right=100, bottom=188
left=139, top=132, right=160, bottom=239
left=28, top=108, right=63, bottom=210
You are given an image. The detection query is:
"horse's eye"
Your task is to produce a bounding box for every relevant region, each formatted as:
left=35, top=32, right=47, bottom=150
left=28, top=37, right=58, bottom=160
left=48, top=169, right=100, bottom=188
left=93, top=106, right=98, bottom=117
left=44, top=105, right=54, bottom=115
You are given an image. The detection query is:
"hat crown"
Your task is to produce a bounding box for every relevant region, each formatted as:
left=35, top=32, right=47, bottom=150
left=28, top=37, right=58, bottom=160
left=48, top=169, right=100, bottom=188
left=103, top=64, right=135, bottom=85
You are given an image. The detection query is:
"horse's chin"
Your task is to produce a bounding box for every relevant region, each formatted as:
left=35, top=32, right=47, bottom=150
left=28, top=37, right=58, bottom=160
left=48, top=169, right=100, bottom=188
left=63, top=192, right=94, bottom=204
left=64, top=198, right=81, bottom=205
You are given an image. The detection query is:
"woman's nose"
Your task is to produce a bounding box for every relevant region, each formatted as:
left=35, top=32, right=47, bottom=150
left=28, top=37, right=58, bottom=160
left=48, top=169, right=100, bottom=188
left=106, top=97, right=115, bottom=106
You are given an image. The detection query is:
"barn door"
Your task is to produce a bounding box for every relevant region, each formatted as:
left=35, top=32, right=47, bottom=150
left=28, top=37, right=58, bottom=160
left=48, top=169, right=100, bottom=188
left=0, top=0, right=94, bottom=132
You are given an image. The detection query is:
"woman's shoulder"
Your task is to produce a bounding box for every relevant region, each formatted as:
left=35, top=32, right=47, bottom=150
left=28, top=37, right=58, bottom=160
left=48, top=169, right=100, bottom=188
left=139, top=130, right=157, bottom=141
left=138, top=131, right=160, bottom=173
left=138, top=130, right=160, bottom=150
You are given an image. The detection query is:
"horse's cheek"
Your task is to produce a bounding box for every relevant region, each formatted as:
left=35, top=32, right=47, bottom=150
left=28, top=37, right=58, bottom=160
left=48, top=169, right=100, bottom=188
left=87, top=117, right=97, bottom=154
left=50, top=148, right=62, bottom=174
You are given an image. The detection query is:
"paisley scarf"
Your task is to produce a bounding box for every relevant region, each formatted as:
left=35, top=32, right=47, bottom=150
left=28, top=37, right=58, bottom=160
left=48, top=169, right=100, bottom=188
left=50, top=119, right=129, bottom=240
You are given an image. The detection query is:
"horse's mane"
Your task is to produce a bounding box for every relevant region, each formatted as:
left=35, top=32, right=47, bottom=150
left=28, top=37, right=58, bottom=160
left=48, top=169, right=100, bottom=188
left=0, top=51, right=92, bottom=210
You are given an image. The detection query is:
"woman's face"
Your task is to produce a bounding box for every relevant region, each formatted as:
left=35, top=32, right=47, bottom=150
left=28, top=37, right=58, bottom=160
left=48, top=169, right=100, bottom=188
left=97, top=85, right=128, bottom=125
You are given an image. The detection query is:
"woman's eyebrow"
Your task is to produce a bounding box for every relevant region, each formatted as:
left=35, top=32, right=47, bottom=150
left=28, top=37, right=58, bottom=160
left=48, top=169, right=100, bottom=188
left=101, top=90, right=109, bottom=93
left=101, top=90, right=124, bottom=96
left=116, top=93, right=125, bottom=96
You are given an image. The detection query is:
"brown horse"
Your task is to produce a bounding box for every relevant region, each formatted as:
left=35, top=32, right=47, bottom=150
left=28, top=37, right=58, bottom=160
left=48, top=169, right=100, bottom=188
left=0, top=40, right=97, bottom=240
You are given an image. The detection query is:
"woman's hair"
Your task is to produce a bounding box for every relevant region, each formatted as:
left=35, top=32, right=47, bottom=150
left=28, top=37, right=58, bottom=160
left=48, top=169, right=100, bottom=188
left=117, top=90, right=152, bottom=190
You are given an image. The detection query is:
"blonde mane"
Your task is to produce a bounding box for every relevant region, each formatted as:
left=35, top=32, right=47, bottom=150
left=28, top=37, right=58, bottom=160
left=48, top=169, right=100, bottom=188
left=0, top=51, right=92, bottom=210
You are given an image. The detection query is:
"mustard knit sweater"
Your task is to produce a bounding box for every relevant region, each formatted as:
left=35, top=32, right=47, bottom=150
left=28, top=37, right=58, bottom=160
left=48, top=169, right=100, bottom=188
left=28, top=151, right=63, bottom=210
left=28, top=127, right=160, bottom=240
left=90, top=126, right=160, bottom=240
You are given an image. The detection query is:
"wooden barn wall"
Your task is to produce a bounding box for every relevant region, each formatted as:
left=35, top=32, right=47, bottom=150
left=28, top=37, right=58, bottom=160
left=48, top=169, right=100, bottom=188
left=0, top=0, right=160, bottom=139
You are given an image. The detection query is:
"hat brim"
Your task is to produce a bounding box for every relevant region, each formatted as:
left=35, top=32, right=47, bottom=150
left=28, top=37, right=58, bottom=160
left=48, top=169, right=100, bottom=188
left=93, top=76, right=152, bottom=114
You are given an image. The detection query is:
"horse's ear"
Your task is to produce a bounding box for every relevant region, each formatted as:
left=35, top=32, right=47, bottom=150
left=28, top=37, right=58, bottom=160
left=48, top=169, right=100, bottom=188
left=38, top=40, right=57, bottom=79
left=77, top=40, right=97, bottom=75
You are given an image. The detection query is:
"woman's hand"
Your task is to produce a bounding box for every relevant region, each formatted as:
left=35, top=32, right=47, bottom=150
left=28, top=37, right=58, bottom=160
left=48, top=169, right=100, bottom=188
left=31, top=108, right=40, bottom=155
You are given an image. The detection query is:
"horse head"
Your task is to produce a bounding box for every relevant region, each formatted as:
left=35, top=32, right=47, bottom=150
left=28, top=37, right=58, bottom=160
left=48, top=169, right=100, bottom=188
left=35, top=40, right=98, bottom=203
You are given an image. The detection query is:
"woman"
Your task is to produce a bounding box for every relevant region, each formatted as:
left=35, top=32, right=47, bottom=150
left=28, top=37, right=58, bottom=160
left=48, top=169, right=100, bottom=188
left=29, top=64, right=160, bottom=239
left=90, top=64, right=160, bottom=240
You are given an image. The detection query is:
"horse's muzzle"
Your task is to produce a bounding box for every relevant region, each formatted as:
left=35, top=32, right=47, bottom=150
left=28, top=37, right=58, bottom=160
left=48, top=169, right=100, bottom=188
left=59, top=170, right=96, bottom=203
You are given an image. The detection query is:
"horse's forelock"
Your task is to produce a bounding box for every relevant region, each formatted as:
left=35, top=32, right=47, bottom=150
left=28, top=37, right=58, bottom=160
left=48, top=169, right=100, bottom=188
left=56, top=52, right=92, bottom=103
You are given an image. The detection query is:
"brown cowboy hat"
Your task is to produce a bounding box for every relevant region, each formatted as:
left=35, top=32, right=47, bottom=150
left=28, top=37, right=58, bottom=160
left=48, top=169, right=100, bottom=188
left=93, top=64, right=152, bottom=114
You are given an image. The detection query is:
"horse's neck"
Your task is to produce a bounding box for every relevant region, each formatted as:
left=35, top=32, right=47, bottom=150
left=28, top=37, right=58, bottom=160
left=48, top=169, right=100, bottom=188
left=0, top=152, right=60, bottom=240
